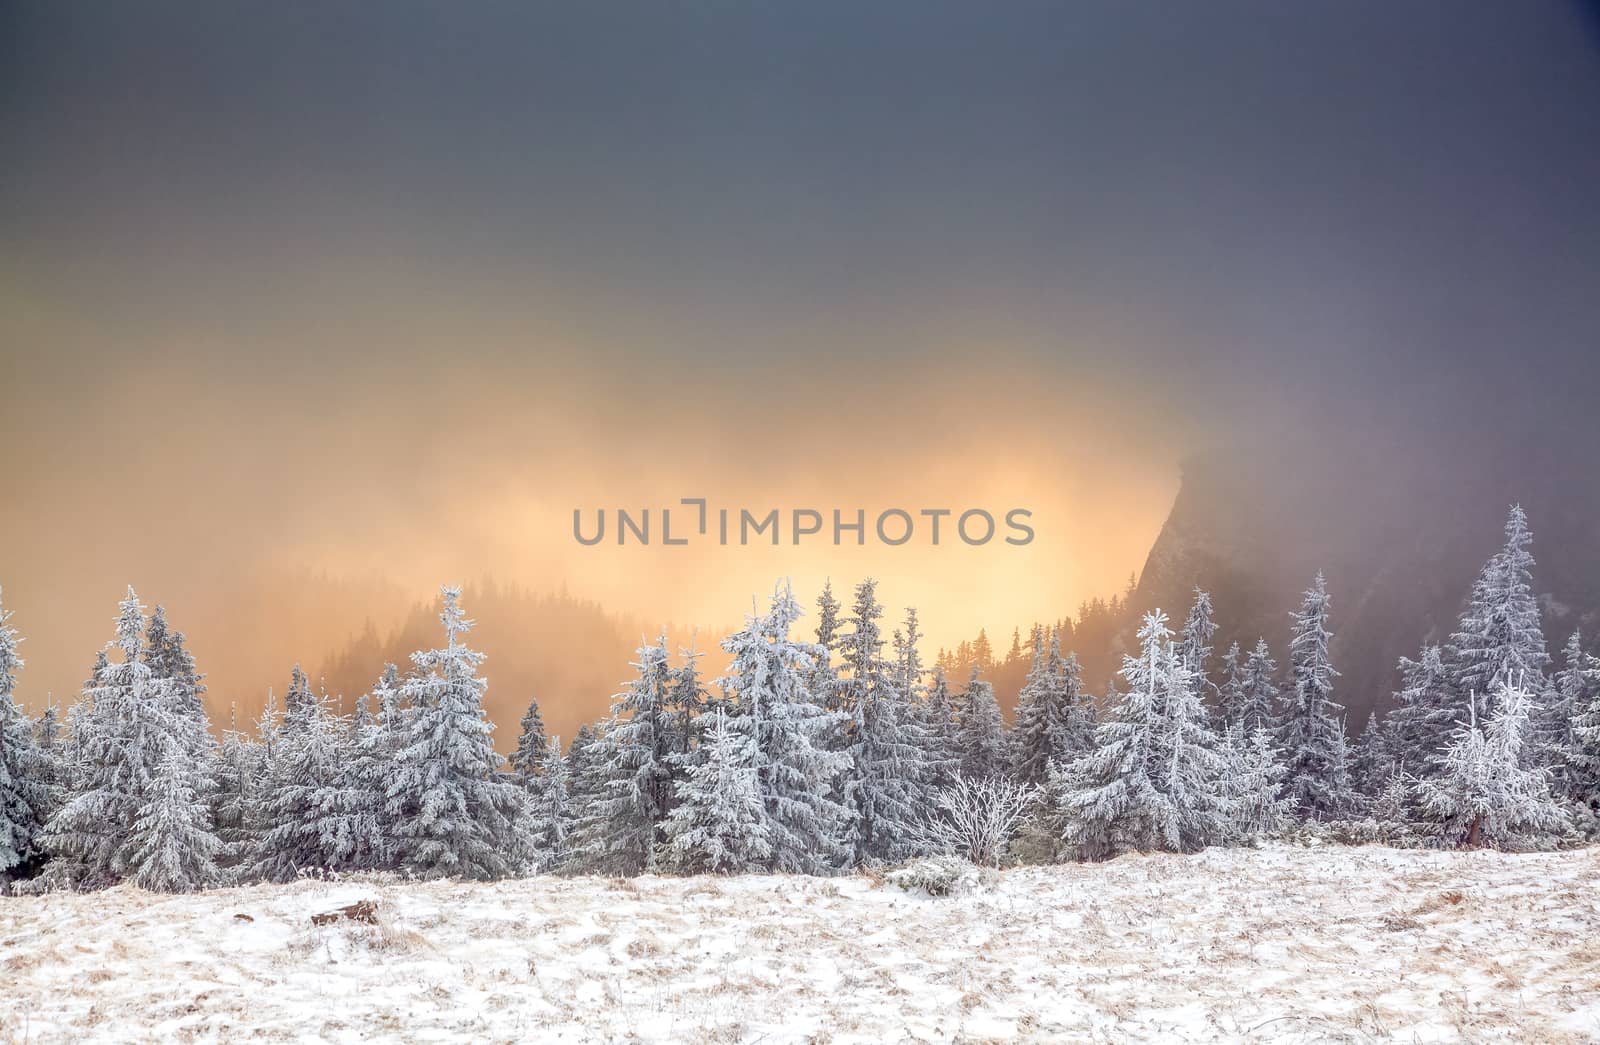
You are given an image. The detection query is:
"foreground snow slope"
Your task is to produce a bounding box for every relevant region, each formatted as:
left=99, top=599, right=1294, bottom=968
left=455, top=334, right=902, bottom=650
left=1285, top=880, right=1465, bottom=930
left=2, top=845, right=1598, bottom=1044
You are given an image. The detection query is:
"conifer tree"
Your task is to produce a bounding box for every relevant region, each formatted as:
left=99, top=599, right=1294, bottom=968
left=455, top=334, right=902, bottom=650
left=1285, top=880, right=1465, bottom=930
left=1450, top=505, right=1550, bottom=712
left=1011, top=627, right=1054, bottom=786
left=509, top=697, right=549, bottom=784
left=1217, top=641, right=1245, bottom=727
left=527, top=735, right=573, bottom=871
left=211, top=707, right=260, bottom=875
left=1386, top=645, right=1461, bottom=777
left=385, top=586, right=530, bottom=879
left=1280, top=573, right=1347, bottom=820
left=1177, top=588, right=1218, bottom=703
left=126, top=747, right=220, bottom=892
left=955, top=665, right=1006, bottom=781
left=1416, top=681, right=1567, bottom=849
left=1236, top=639, right=1280, bottom=735
left=251, top=682, right=347, bottom=880
left=1057, top=611, right=1225, bottom=859
left=920, top=667, right=961, bottom=789
left=663, top=710, right=773, bottom=873
left=43, top=588, right=193, bottom=889
left=1219, top=723, right=1293, bottom=839
left=1548, top=630, right=1599, bottom=797
left=717, top=581, right=851, bottom=874
left=0, top=589, right=51, bottom=879
left=576, top=634, right=679, bottom=874
left=835, top=580, right=928, bottom=863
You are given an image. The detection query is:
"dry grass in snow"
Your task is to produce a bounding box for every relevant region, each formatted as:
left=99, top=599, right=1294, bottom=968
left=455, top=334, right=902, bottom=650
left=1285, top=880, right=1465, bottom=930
left=2, top=844, right=1599, bottom=1043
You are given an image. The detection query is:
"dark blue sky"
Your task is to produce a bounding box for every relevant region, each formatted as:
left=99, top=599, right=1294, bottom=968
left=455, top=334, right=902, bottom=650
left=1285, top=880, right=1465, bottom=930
left=7, top=2, right=1599, bottom=425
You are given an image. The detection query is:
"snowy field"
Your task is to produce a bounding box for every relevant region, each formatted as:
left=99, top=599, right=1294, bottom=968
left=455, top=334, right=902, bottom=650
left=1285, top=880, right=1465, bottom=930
left=2, top=845, right=1598, bottom=1044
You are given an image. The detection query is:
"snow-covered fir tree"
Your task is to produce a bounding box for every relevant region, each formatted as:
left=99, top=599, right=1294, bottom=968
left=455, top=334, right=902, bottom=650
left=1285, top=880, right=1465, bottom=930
left=812, top=580, right=844, bottom=708
left=1349, top=711, right=1396, bottom=797
left=211, top=706, right=259, bottom=875
left=310, top=693, right=391, bottom=872
left=1219, top=723, right=1293, bottom=840
left=385, top=586, right=530, bottom=879
left=1386, top=645, right=1461, bottom=778
left=663, top=709, right=773, bottom=873
left=835, top=579, right=928, bottom=864
left=1450, top=505, right=1550, bottom=716
left=526, top=735, right=572, bottom=872
left=0, top=589, right=52, bottom=879
left=1279, top=573, right=1349, bottom=820
left=251, top=679, right=349, bottom=880
left=716, top=581, right=851, bottom=874
left=1217, top=641, right=1245, bottom=727
left=955, top=665, right=1006, bottom=781
left=1566, top=634, right=1600, bottom=805
left=1548, top=630, right=1599, bottom=798
left=1235, top=639, right=1280, bottom=735
left=509, top=696, right=549, bottom=784
left=1176, top=588, right=1218, bottom=703
left=920, top=666, right=962, bottom=789
left=1057, top=611, right=1225, bottom=859
left=125, top=746, right=220, bottom=892
left=574, top=634, right=679, bottom=875
left=1415, top=679, right=1567, bottom=849
left=42, top=588, right=198, bottom=889
left=142, top=605, right=210, bottom=764
left=561, top=723, right=605, bottom=872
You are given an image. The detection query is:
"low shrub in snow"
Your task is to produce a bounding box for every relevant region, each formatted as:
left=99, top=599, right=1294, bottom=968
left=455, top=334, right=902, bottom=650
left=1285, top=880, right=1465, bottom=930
left=882, top=855, right=988, bottom=897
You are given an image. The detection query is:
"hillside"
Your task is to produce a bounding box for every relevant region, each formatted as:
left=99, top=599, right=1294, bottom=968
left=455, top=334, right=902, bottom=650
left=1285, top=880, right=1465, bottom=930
left=1, top=846, right=1596, bottom=1043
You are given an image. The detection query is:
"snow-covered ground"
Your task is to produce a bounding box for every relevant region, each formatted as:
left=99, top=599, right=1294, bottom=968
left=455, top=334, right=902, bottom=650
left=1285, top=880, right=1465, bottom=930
left=2, top=845, right=1597, bottom=1044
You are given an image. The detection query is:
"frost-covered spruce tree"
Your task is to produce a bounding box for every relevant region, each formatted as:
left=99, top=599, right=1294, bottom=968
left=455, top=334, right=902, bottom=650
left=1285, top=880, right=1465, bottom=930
left=1386, top=645, right=1462, bottom=778
left=1549, top=630, right=1600, bottom=798
left=920, top=666, right=962, bottom=789
left=575, top=634, right=679, bottom=875
left=310, top=694, right=391, bottom=872
left=32, top=700, right=64, bottom=819
left=1177, top=588, right=1218, bottom=704
left=1416, top=680, right=1567, bottom=849
left=251, top=680, right=348, bottom=880
left=1219, top=723, right=1293, bottom=840
left=142, top=606, right=210, bottom=763
left=717, top=580, right=851, bottom=874
left=1349, top=711, right=1396, bottom=798
left=527, top=735, right=572, bottom=872
left=42, top=588, right=193, bottom=889
left=1058, top=611, right=1224, bottom=859
left=509, top=696, right=549, bottom=785
left=560, top=723, right=604, bottom=872
left=1566, top=635, right=1600, bottom=805
left=1236, top=639, right=1280, bottom=735
left=1279, top=574, right=1348, bottom=820
left=1018, top=631, right=1095, bottom=784
left=667, top=641, right=710, bottom=764
left=956, top=666, right=1007, bottom=781
left=0, top=589, right=52, bottom=879
left=211, top=706, right=259, bottom=875
left=664, top=710, right=773, bottom=874
left=1011, top=627, right=1054, bottom=786
left=1217, top=641, right=1245, bottom=728
left=813, top=580, right=844, bottom=709
left=386, top=586, right=530, bottom=879
left=126, top=746, right=220, bottom=892
left=1451, top=506, right=1550, bottom=709
left=835, top=579, right=929, bottom=864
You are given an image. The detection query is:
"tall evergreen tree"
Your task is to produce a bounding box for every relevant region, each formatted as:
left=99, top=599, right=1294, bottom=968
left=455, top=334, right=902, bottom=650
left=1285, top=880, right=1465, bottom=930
left=0, top=589, right=51, bottom=879
left=509, top=697, right=549, bottom=784
left=1057, top=611, right=1225, bottom=859
left=385, top=586, right=530, bottom=879
left=1386, top=645, right=1461, bottom=777
left=126, top=747, right=221, bottom=892
left=1218, top=723, right=1293, bottom=839
left=1280, top=573, right=1348, bottom=820
left=527, top=736, right=573, bottom=872
left=575, top=634, right=679, bottom=875
left=1548, top=630, right=1599, bottom=797
left=716, top=581, right=851, bottom=874
left=1416, top=681, right=1567, bottom=849
left=1236, top=640, right=1280, bottom=735
left=920, top=667, right=961, bottom=789
left=1217, top=641, right=1246, bottom=727
left=42, top=588, right=196, bottom=889
left=1177, top=588, right=1218, bottom=704
left=663, top=710, right=773, bottom=874
left=835, top=580, right=929, bottom=863
left=955, top=665, right=1006, bottom=781
left=1450, top=505, right=1550, bottom=711
left=251, top=682, right=348, bottom=880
